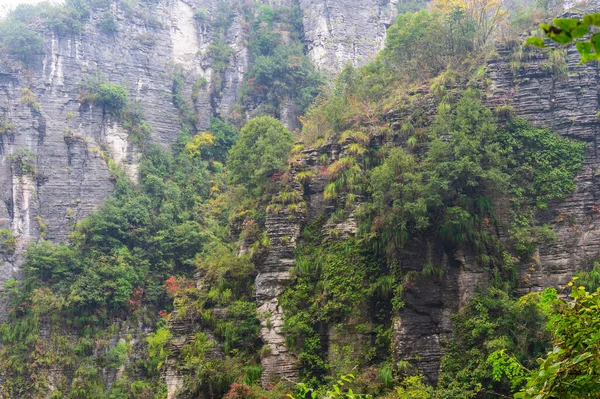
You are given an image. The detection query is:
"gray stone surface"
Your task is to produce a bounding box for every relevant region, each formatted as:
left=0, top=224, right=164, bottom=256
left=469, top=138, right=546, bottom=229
left=255, top=27, right=600, bottom=385
left=299, top=0, right=398, bottom=74
left=0, top=0, right=397, bottom=310
left=257, top=178, right=306, bottom=386
left=487, top=36, right=600, bottom=293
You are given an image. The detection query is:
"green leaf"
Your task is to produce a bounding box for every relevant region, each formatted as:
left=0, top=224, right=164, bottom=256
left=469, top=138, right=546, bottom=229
left=571, top=23, right=590, bottom=39
left=583, top=13, right=600, bottom=27
left=526, top=37, right=546, bottom=48
left=554, top=18, right=582, bottom=32
left=591, top=32, right=600, bottom=52
left=549, top=31, right=574, bottom=45
left=576, top=41, right=592, bottom=55
left=572, top=352, right=592, bottom=364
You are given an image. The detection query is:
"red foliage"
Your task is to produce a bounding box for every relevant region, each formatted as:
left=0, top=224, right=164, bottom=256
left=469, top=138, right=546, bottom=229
left=223, top=381, right=284, bottom=399
left=242, top=219, right=256, bottom=228
left=270, top=170, right=285, bottom=181
left=223, top=382, right=253, bottom=399
left=372, top=215, right=385, bottom=230
left=164, top=276, right=179, bottom=296
left=164, top=276, right=194, bottom=296
left=128, top=287, right=144, bottom=308
left=158, top=310, right=170, bottom=319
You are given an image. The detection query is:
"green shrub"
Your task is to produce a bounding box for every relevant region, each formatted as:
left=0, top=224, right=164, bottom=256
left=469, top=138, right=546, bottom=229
left=281, top=238, right=382, bottom=383
left=437, top=288, right=551, bottom=397
left=0, top=229, right=17, bottom=255
left=241, top=4, right=324, bottom=117
left=146, top=327, right=172, bottom=372
left=369, top=89, right=585, bottom=262
left=106, top=339, right=128, bottom=369
left=194, top=8, right=209, bottom=22
left=97, top=83, right=129, bottom=113
left=0, top=116, right=15, bottom=135
left=0, top=21, right=42, bottom=63
left=207, top=40, right=234, bottom=73
left=227, top=116, right=293, bottom=192
left=515, top=285, right=600, bottom=398
left=99, top=12, right=118, bottom=34
left=383, top=10, right=474, bottom=80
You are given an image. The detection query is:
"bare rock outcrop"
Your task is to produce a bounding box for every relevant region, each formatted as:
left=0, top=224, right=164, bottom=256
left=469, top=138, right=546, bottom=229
left=256, top=197, right=305, bottom=386
left=299, top=0, right=399, bottom=74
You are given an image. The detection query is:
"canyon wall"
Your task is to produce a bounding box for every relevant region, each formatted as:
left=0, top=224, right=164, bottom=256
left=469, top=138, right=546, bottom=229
left=257, top=35, right=600, bottom=384
left=3, top=0, right=598, bottom=393
left=0, top=0, right=397, bottom=316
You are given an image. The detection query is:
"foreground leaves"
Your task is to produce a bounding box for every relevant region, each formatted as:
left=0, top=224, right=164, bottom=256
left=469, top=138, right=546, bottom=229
left=516, top=283, right=600, bottom=398
left=527, top=13, right=600, bottom=63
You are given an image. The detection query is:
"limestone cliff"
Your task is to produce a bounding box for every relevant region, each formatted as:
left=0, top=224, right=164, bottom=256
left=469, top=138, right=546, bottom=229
left=0, top=0, right=396, bottom=315
left=3, top=0, right=598, bottom=395
left=299, top=0, right=399, bottom=73
left=255, top=33, right=600, bottom=384
left=487, top=39, right=600, bottom=293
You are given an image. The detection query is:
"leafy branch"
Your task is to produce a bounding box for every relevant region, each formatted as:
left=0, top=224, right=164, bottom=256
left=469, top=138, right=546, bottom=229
left=527, top=13, right=600, bottom=63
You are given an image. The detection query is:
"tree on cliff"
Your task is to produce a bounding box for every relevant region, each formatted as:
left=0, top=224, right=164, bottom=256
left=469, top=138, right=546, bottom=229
left=227, top=115, right=294, bottom=192
left=433, top=0, right=514, bottom=47
left=0, top=20, right=42, bottom=63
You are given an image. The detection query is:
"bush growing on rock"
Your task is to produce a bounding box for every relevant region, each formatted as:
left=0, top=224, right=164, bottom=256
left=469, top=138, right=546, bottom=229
left=227, top=115, right=293, bottom=192
left=0, top=21, right=42, bottom=63
left=97, top=83, right=129, bottom=113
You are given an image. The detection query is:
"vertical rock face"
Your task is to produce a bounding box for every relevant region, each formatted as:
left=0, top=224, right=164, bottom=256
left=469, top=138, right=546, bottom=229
left=0, top=1, right=185, bottom=297
left=486, top=40, right=600, bottom=292
left=0, top=0, right=236, bottom=297
left=392, top=40, right=600, bottom=382
left=390, top=243, right=488, bottom=382
left=256, top=198, right=305, bottom=386
left=299, top=0, right=399, bottom=74
left=392, top=37, right=600, bottom=382
left=257, top=34, right=600, bottom=385
left=0, top=0, right=397, bottom=304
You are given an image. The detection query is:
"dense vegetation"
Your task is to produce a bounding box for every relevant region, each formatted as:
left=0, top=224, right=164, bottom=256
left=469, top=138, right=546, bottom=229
left=278, top=85, right=585, bottom=398
left=240, top=4, right=324, bottom=118
left=1, top=0, right=599, bottom=398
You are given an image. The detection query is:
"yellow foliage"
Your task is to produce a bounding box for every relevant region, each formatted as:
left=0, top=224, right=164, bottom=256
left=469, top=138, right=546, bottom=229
left=433, top=0, right=511, bottom=46
left=185, top=132, right=216, bottom=156
left=290, top=143, right=304, bottom=156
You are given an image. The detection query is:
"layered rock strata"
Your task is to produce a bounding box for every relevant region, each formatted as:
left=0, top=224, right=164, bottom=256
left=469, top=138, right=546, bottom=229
left=0, top=0, right=398, bottom=315
left=299, top=0, right=399, bottom=74
left=256, top=189, right=306, bottom=386
left=257, top=35, right=600, bottom=384
left=487, top=41, right=600, bottom=292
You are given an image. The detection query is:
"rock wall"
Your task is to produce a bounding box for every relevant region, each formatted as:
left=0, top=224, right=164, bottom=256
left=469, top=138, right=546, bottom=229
left=256, top=204, right=305, bottom=386
left=0, top=0, right=397, bottom=311
left=300, top=0, right=399, bottom=74
left=487, top=40, right=600, bottom=293
left=388, top=39, right=600, bottom=382
left=256, top=33, right=600, bottom=384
